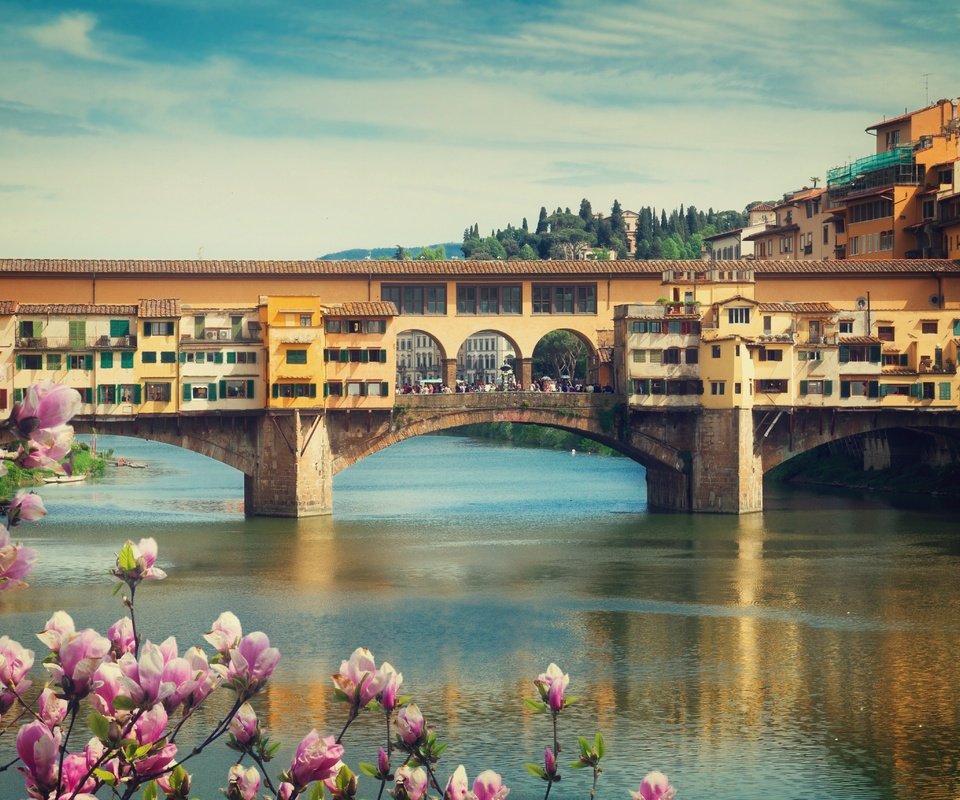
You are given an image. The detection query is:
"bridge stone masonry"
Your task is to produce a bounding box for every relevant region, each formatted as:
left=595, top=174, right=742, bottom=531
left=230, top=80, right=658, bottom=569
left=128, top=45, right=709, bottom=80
left=72, top=397, right=960, bottom=517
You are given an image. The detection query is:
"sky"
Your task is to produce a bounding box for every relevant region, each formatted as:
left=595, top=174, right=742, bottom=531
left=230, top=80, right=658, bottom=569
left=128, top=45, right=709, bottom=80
left=1, top=0, right=959, bottom=260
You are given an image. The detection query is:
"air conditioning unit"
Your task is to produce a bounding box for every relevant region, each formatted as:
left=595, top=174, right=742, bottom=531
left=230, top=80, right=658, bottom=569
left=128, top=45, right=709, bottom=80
left=204, top=330, right=218, bottom=340
left=219, top=330, right=229, bottom=340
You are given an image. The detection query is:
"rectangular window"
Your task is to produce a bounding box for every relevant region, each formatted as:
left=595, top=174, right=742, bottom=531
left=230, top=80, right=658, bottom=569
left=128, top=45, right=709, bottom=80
left=921, top=321, right=938, bottom=334
left=367, top=382, right=384, bottom=396
left=710, top=382, right=725, bottom=395
left=121, top=351, right=134, bottom=369
left=502, top=286, right=521, bottom=314
left=142, top=352, right=157, bottom=364
left=300, top=314, right=313, bottom=327
left=286, top=349, right=308, bottom=365
left=68, top=320, right=86, bottom=347
left=325, top=382, right=343, bottom=397
left=325, top=320, right=342, bottom=333
left=275, top=383, right=316, bottom=398
left=110, top=319, right=131, bottom=337
left=755, top=379, right=788, bottom=393
left=532, top=284, right=596, bottom=314
left=877, top=326, right=895, bottom=341
left=632, top=350, right=646, bottom=363
left=99, top=352, right=113, bottom=368
left=479, top=286, right=499, bottom=314
left=727, top=307, right=751, bottom=324
left=839, top=321, right=854, bottom=334
left=144, top=382, right=171, bottom=402
left=457, top=286, right=476, bottom=314
left=68, top=354, right=90, bottom=370
left=47, top=354, right=62, bottom=370
left=798, top=350, right=823, bottom=361
left=144, top=321, right=175, bottom=337
left=532, top=286, right=551, bottom=314
left=759, top=348, right=783, bottom=362
left=346, top=320, right=363, bottom=333
left=160, top=351, right=176, bottom=364
left=576, top=286, right=596, bottom=313
left=222, top=380, right=253, bottom=399
left=17, top=354, right=43, bottom=370
left=685, top=348, right=699, bottom=364
left=554, top=286, right=573, bottom=313
left=364, top=320, right=386, bottom=334
left=711, top=345, right=721, bottom=359
left=347, top=382, right=364, bottom=396
left=648, top=350, right=663, bottom=364
left=191, top=385, right=209, bottom=399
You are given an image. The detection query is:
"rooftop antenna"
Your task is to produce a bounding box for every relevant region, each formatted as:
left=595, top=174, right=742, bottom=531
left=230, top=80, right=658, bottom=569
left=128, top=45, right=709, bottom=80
left=922, top=72, right=933, bottom=105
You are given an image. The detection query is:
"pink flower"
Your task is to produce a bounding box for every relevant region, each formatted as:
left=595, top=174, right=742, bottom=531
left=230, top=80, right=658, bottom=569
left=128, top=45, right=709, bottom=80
left=47, top=628, right=111, bottom=699
left=230, top=702, right=259, bottom=746
left=472, top=770, right=510, bottom=800
left=535, top=663, right=570, bottom=713
left=19, top=424, right=75, bottom=471
left=185, top=645, right=223, bottom=707
left=379, top=661, right=403, bottom=712
left=277, top=782, right=295, bottom=800
left=92, top=661, right=131, bottom=716
left=377, top=747, right=391, bottom=777
left=108, top=617, right=136, bottom=657
left=37, top=688, right=68, bottom=728
left=6, top=490, right=47, bottom=526
left=396, top=703, right=425, bottom=746
left=204, top=611, right=243, bottom=655
left=332, top=647, right=385, bottom=711
left=288, top=729, right=345, bottom=788
left=631, top=772, right=676, bottom=800
left=0, top=525, right=37, bottom=589
left=114, top=537, right=167, bottom=583
left=60, top=751, right=97, bottom=796
left=14, top=382, right=81, bottom=435
left=0, top=635, right=34, bottom=714
left=445, top=765, right=469, bottom=800
left=544, top=747, right=557, bottom=779
left=226, top=631, right=281, bottom=697
left=16, top=719, right=61, bottom=795
left=395, top=765, right=429, bottom=800
left=37, top=610, right=75, bottom=653
left=226, top=764, right=262, bottom=800
left=133, top=703, right=169, bottom=745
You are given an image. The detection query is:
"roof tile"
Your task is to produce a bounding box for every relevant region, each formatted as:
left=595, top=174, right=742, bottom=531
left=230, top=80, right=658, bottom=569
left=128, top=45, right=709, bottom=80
left=17, top=303, right=138, bottom=315
left=138, top=299, right=181, bottom=318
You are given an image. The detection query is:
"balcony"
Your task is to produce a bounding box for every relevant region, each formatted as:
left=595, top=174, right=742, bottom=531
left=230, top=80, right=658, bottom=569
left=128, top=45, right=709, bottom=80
left=182, top=329, right=263, bottom=344
left=93, top=335, right=138, bottom=349
left=802, top=334, right=837, bottom=346
left=758, top=332, right=796, bottom=344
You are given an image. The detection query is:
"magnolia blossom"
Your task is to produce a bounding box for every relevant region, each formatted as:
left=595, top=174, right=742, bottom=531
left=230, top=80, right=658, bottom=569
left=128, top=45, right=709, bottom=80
left=47, top=627, right=111, bottom=699
left=37, top=610, right=75, bottom=653
left=226, top=764, right=262, bottom=800
left=472, top=770, right=510, bottom=800
left=92, top=661, right=132, bottom=717
left=16, top=719, right=62, bottom=796
left=396, top=703, right=425, bottom=746
left=37, top=688, right=68, bottom=729
left=332, top=646, right=385, bottom=710
left=288, top=729, right=345, bottom=787
left=445, top=765, right=470, bottom=800
left=631, top=772, right=676, bottom=800
left=536, top=663, right=570, bottom=713
left=395, top=765, right=429, bottom=800
left=379, top=661, right=403, bottom=712
left=114, top=537, right=167, bottom=583
left=0, top=635, right=34, bottom=714
left=204, top=611, right=243, bottom=655
left=0, top=524, right=38, bottom=590
left=107, top=616, right=136, bottom=658
left=13, top=381, right=81, bottom=435
left=19, top=424, right=75, bottom=472
left=377, top=746, right=391, bottom=777
left=277, top=782, right=295, bottom=800
left=6, top=490, right=47, bottom=527
left=226, top=631, right=281, bottom=697
left=185, top=645, right=224, bottom=707
left=230, top=701, right=259, bottom=746
left=544, top=747, right=558, bottom=779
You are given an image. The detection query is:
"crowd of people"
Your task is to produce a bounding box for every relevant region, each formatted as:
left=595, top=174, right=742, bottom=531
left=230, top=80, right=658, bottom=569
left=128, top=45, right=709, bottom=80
left=398, top=378, right=615, bottom=395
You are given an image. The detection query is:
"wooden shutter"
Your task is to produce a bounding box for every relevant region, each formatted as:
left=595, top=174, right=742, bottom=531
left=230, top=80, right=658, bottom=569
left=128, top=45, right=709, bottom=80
left=799, top=380, right=808, bottom=396
left=309, top=383, right=317, bottom=398
left=219, top=381, right=226, bottom=398
left=272, top=383, right=279, bottom=398
left=134, top=385, right=142, bottom=403
left=209, top=383, right=217, bottom=401
left=323, top=383, right=330, bottom=397
left=246, top=380, right=254, bottom=398
left=110, top=319, right=130, bottom=337
left=381, top=381, right=389, bottom=396
left=100, top=351, right=113, bottom=368
left=868, top=381, right=879, bottom=398
left=85, top=355, right=93, bottom=371
left=227, top=351, right=236, bottom=364
left=840, top=381, right=850, bottom=398
left=823, top=380, right=832, bottom=396
left=183, top=383, right=191, bottom=401
left=939, top=382, right=951, bottom=400
left=869, top=345, right=881, bottom=363
left=838, top=345, right=849, bottom=363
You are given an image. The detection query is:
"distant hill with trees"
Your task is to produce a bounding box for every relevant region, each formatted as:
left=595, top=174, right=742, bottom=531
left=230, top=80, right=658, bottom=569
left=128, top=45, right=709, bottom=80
left=461, top=199, right=749, bottom=260
left=318, top=243, right=462, bottom=260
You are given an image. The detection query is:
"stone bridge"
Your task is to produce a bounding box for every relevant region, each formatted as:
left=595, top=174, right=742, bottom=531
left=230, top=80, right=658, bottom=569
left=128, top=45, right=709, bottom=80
left=72, top=395, right=960, bottom=517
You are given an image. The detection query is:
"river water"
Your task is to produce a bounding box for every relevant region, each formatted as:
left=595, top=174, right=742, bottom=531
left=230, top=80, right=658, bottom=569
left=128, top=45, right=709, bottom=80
left=2, top=434, right=958, bottom=800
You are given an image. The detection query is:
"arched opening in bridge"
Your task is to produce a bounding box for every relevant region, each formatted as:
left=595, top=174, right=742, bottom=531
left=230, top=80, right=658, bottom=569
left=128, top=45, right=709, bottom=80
left=455, top=330, right=518, bottom=389
left=395, top=329, right=446, bottom=389
left=531, top=329, right=599, bottom=390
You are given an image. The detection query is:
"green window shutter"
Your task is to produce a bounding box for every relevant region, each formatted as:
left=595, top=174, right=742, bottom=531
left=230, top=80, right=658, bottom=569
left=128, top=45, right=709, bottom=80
left=214, top=352, right=223, bottom=364
left=323, top=382, right=330, bottom=397
left=799, top=380, right=808, bottom=396
left=340, top=349, right=349, bottom=363
left=143, top=324, right=152, bottom=337
left=359, top=383, right=367, bottom=396
left=179, top=352, right=186, bottom=363
left=309, top=383, right=317, bottom=398
left=16, top=355, right=23, bottom=370
left=824, top=380, right=833, bottom=396
left=209, top=383, right=218, bottom=401
left=246, top=380, right=254, bottom=398
left=183, top=383, right=191, bottom=401
left=954, top=319, right=960, bottom=336
left=899, top=354, right=909, bottom=367
left=939, top=382, right=951, bottom=400
left=166, top=322, right=175, bottom=336
left=869, top=345, right=881, bottom=363
left=227, top=351, right=236, bottom=364
left=381, top=381, right=389, bottom=396
left=110, top=319, right=129, bottom=337
left=360, top=349, right=369, bottom=363
left=909, top=383, right=921, bottom=399
left=13, top=388, right=23, bottom=403
left=381, top=350, right=389, bottom=363
left=97, top=385, right=103, bottom=403
left=121, top=351, right=134, bottom=368
left=840, top=381, right=850, bottom=398
left=68, top=320, right=86, bottom=347
left=85, top=355, right=93, bottom=370
left=134, top=385, right=142, bottom=403
left=879, top=383, right=889, bottom=398
left=219, top=380, right=226, bottom=398
left=272, top=383, right=279, bottom=399
left=839, top=345, right=849, bottom=363
left=868, top=380, right=879, bottom=398
left=100, top=351, right=114, bottom=368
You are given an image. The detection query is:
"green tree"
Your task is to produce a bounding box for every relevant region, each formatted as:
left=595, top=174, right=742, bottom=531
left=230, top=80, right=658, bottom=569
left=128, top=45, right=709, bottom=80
left=533, top=331, right=588, bottom=381
left=394, top=245, right=408, bottom=261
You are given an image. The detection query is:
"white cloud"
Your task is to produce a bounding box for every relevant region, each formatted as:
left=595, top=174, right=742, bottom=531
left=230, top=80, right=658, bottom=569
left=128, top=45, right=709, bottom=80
left=24, top=12, right=111, bottom=61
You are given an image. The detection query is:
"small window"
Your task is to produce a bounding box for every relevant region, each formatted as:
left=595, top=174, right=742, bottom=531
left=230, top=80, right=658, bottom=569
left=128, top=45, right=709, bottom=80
left=192, top=385, right=209, bottom=399
left=921, top=321, right=938, bottom=334
left=325, top=320, right=342, bottom=333
left=710, top=382, right=725, bottom=395
left=300, top=314, right=313, bottom=327
left=144, top=382, right=171, bottom=402
left=160, top=351, right=176, bottom=364
left=287, top=349, right=308, bottom=365
left=727, top=307, right=751, bottom=324
left=364, top=320, right=386, bottom=333
left=711, top=345, right=721, bottom=358
left=877, top=326, right=895, bottom=341
left=142, top=352, right=157, bottom=364
left=839, top=321, right=854, bottom=334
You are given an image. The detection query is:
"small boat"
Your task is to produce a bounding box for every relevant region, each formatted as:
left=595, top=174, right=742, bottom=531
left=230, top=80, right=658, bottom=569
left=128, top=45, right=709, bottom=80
left=42, top=474, right=88, bottom=484
left=115, top=458, right=147, bottom=469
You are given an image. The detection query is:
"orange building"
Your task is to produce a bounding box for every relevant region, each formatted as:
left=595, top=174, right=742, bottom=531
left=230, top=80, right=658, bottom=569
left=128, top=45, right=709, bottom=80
left=828, top=98, right=960, bottom=260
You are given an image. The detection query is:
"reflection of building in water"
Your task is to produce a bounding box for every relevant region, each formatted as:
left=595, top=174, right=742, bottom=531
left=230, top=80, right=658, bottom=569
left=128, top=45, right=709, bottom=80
left=396, top=332, right=442, bottom=384
left=457, top=333, right=516, bottom=385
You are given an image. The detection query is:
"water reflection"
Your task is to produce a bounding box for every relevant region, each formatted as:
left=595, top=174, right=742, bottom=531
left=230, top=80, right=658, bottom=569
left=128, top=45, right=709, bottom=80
left=1, top=435, right=959, bottom=799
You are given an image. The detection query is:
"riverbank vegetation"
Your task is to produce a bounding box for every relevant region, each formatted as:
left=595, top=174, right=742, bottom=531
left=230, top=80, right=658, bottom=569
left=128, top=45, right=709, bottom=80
left=768, top=444, right=960, bottom=498
left=449, top=422, right=619, bottom=456
left=0, top=441, right=109, bottom=495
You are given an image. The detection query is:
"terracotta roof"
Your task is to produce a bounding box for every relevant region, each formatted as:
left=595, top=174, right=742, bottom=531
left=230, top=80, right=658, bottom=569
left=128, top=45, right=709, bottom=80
left=840, top=336, right=882, bottom=344
left=758, top=302, right=837, bottom=313
left=2, top=258, right=960, bottom=277
left=138, top=299, right=181, bottom=318
left=17, top=303, right=138, bottom=315
left=743, top=224, right=800, bottom=241
left=0, top=301, right=17, bottom=314
left=715, top=294, right=759, bottom=306
left=882, top=367, right=915, bottom=375
left=323, top=301, right=398, bottom=317
left=702, top=228, right=743, bottom=241
left=748, top=202, right=774, bottom=212
left=865, top=99, right=951, bottom=131
left=786, top=187, right=827, bottom=202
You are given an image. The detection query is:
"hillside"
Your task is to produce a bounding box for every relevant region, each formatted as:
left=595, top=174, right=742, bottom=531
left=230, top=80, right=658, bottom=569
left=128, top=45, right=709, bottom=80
left=318, top=243, right=462, bottom=260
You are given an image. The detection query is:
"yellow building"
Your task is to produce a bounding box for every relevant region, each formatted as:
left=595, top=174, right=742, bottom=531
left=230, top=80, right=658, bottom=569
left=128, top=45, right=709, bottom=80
left=320, top=301, right=398, bottom=409
left=137, top=300, right=181, bottom=413
left=260, top=296, right=325, bottom=407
